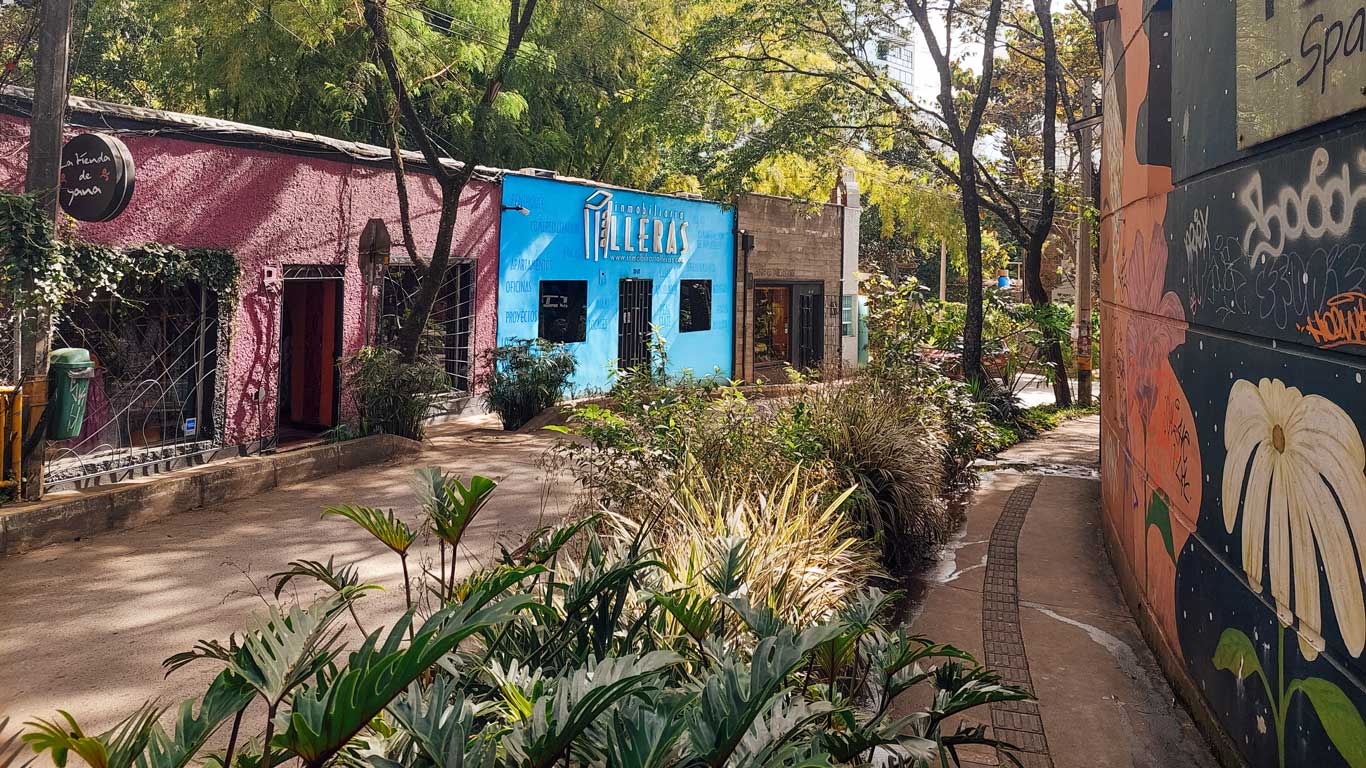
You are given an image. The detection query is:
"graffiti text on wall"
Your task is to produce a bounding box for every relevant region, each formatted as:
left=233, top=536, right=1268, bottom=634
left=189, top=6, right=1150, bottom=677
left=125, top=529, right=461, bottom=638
left=1239, top=147, right=1366, bottom=265
left=1236, top=0, right=1366, bottom=146
left=1298, top=290, right=1366, bottom=348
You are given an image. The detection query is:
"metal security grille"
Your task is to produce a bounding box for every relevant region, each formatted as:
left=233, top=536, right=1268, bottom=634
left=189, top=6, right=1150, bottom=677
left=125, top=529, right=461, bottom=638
left=0, top=309, right=17, bottom=388
left=797, top=286, right=824, bottom=370
left=283, top=264, right=346, bottom=281
left=46, top=284, right=219, bottom=490
left=380, top=261, right=476, bottom=393
left=618, top=278, right=653, bottom=371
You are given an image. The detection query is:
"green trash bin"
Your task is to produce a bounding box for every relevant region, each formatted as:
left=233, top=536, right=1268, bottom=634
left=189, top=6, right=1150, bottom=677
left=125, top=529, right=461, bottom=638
left=48, top=348, right=94, bottom=440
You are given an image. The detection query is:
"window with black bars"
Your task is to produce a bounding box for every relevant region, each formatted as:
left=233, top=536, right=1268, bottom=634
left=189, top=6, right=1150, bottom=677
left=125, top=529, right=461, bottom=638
left=46, top=282, right=219, bottom=488
left=380, top=261, right=477, bottom=393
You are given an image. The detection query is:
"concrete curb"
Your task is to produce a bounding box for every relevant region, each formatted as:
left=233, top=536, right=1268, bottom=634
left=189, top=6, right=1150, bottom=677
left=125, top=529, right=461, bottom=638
left=0, top=434, right=423, bottom=558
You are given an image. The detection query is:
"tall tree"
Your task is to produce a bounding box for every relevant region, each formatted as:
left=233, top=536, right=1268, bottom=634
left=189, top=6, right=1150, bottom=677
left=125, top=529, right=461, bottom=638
left=362, top=0, right=538, bottom=362
left=664, top=0, right=1008, bottom=383
left=973, top=4, right=1100, bottom=403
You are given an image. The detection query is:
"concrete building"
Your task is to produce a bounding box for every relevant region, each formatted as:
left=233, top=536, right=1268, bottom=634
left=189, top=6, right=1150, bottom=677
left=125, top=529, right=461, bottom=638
left=0, top=89, right=500, bottom=489
left=496, top=173, right=735, bottom=392
left=732, top=172, right=861, bottom=381
left=1099, top=0, right=1366, bottom=764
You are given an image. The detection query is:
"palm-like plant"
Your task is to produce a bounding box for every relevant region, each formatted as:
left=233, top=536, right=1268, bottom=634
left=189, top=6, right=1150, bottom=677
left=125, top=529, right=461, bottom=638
left=23, top=467, right=1029, bottom=768
left=413, top=469, right=498, bottom=600
left=23, top=705, right=162, bottom=768
left=0, top=719, right=31, bottom=768
left=323, top=504, right=418, bottom=611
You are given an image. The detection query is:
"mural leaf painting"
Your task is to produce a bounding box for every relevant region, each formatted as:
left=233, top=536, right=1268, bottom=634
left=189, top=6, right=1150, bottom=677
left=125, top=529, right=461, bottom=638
left=1146, top=489, right=1176, bottom=563
left=1215, top=624, right=1366, bottom=768
left=1292, top=677, right=1366, bottom=767
left=1211, top=627, right=1268, bottom=691
left=1221, top=376, right=1366, bottom=659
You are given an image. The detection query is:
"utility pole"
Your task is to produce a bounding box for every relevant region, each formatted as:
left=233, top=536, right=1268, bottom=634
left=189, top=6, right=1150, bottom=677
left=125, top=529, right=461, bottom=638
left=1073, top=77, right=1097, bottom=407
left=20, top=0, right=76, bottom=499
left=938, top=240, right=947, bottom=301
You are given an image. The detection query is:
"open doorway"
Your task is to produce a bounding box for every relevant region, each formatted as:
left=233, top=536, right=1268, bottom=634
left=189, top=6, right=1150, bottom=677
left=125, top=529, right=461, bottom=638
left=278, top=271, right=343, bottom=445
left=753, top=282, right=823, bottom=376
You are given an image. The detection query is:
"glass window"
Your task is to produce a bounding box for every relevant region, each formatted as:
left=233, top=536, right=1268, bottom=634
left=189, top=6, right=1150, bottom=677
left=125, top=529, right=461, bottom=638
left=754, top=286, right=791, bottom=365
left=679, top=279, right=712, bottom=333
left=539, top=280, right=587, bottom=343
left=841, top=295, right=854, bottom=337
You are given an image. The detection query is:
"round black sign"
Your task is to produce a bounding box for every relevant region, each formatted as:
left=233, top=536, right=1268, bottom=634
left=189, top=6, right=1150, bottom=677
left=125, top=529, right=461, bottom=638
left=59, top=133, right=135, bottom=222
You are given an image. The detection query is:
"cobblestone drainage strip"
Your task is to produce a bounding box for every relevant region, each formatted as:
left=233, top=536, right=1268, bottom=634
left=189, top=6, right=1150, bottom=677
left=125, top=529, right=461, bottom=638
left=981, top=477, right=1055, bottom=768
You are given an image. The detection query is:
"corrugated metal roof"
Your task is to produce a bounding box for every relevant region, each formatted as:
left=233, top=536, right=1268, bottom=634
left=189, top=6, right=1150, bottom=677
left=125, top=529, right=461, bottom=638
left=0, top=84, right=500, bottom=178
left=0, top=85, right=727, bottom=205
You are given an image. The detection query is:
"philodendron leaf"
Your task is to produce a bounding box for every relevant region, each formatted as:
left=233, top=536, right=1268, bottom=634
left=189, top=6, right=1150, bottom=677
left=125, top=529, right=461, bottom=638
left=1145, top=490, right=1175, bottom=563
left=1294, top=677, right=1366, bottom=767
left=1212, top=628, right=1264, bottom=683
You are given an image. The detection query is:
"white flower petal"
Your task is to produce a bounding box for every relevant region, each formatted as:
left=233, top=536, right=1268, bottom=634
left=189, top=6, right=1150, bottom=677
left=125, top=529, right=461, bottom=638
left=1226, top=379, right=1272, bottom=452
left=1269, top=458, right=1294, bottom=625
left=1224, top=379, right=1270, bottom=534
left=1242, top=447, right=1276, bottom=592
left=1283, top=460, right=1324, bottom=649
left=1297, top=459, right=1364, bottom=656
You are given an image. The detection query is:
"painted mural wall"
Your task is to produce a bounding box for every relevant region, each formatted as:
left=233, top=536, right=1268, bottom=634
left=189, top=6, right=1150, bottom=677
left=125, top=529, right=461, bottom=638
left=497, top=175, right=735, bottom=392
left=1101, top=0, right=1366, bottom=764
left=0, top=110, right=500, bottom=446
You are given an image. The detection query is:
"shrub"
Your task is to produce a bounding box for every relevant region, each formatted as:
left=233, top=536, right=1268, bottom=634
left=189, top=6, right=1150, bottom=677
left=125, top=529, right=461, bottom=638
left=484, top=338, right=576, bottom=430
left=795, top=380, right=953, bottom=570
left=649, top=461, right=881, bottom=631
left=340, top=345, right=450, bottom=440
left=19, top=470, right=1030, bottom=768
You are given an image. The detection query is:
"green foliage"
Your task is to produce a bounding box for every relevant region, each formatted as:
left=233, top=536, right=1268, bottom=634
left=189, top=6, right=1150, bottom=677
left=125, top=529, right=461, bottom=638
left=340, top=346, right=451, bottom=440
left=323, top=504, right=418, bottom=556
left=484, top=339, right=576, bottom=431
left=23, top=470, right=1028, bottom=768
left=791, top=380, right=952, bottom=570
left=555, top=353, right=987, bottom=574
left=0, top=192, right=239, bottom=313
left=0, top=717, right=30, bottom=768
left=23, top=705, right=162, bottom=768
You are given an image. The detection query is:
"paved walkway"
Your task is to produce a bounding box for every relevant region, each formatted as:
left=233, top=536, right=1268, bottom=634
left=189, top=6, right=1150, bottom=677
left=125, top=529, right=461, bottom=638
left=0, top=416, right=573, bottom=737
left=905, top=416, right=1217, bottom=768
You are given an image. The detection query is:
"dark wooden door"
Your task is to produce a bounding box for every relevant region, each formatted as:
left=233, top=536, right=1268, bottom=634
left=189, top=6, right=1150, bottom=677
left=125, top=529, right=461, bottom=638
left=618, top=278, right=653, bottom=371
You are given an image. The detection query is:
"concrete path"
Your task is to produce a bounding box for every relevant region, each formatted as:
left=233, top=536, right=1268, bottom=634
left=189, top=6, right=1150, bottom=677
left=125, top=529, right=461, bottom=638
left=906, top=416, right=1217, bottom=768
left=0, top=416, right=573, bottom=737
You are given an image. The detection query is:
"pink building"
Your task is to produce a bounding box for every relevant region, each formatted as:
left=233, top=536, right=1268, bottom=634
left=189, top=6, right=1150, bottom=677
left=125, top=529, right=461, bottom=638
left=0, top=91, right=500, bottom=489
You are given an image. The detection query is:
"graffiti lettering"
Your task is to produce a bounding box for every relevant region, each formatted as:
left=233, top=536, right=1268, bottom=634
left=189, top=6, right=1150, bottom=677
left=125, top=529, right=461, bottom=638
left=1188, top=234, right=1249, bottom=320
left=1239, top=147, right=1366, bottom=264
left=1168, top=401, right=1192, bottom=503
left=1184, top=207, right=1211, bottom=314
left=1298, top=290, right=1366, bottom=348
left=1184, top=207, right=1210, bottom=265
left=1297, top=9, right=1366, bottom=96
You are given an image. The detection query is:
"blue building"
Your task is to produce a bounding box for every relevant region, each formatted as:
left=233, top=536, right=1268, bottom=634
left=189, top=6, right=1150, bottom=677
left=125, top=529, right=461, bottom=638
left=497, top=173, right=735, bottom=392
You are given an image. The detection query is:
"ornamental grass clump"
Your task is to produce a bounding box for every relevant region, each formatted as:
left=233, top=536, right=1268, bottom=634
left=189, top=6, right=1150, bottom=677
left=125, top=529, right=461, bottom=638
left=643, top=461, right=880, bottom=633
left=796, top=379, right=954, bottom=571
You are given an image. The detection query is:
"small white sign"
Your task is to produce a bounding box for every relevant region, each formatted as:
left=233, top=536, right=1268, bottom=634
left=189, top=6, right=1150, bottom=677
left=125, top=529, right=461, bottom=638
left=184, top=417, right=197, bottom=437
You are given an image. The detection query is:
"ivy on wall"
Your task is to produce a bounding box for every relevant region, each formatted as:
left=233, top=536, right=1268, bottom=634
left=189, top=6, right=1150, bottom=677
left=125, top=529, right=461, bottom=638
left=0, top=191, right=239, bottom=311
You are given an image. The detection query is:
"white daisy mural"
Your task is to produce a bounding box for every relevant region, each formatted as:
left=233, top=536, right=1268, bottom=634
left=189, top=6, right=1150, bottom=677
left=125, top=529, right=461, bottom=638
left=1222, top=377, right=1366, bottom=659
left=1215, top=376, right=1366, bottom=767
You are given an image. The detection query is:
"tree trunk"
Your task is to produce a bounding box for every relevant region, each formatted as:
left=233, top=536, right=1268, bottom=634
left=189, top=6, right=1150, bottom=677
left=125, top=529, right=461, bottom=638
left=958, top=157, right=987, bottom=385
left=1022, top=0, right=1072, bottom=407
left=363, top=0, right=538, bottom=365
left=1022, top=240, right=1073, bottom=406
